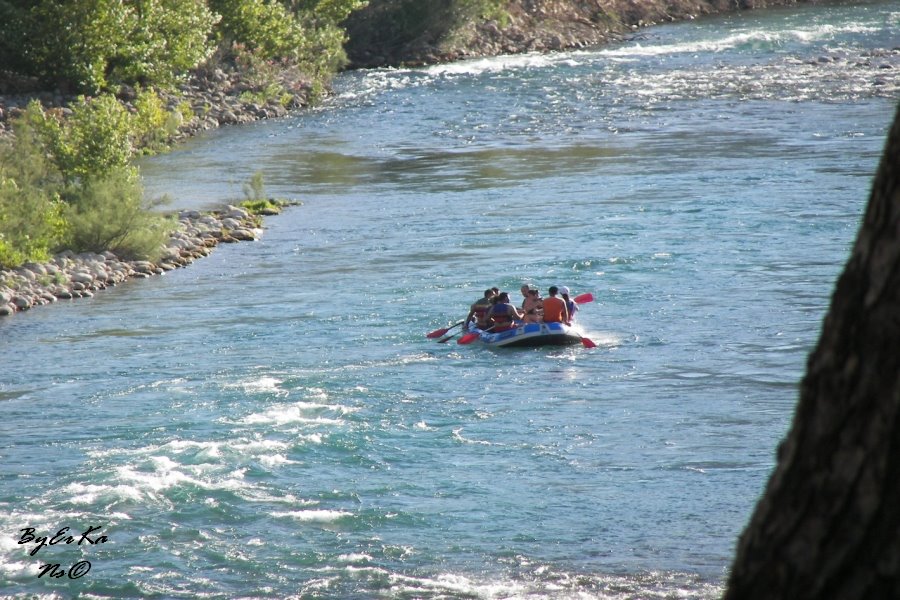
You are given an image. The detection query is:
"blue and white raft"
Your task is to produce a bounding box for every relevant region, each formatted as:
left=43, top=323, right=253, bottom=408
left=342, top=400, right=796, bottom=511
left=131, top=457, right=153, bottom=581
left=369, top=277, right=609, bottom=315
left=460, top=321, right=586, bottom=348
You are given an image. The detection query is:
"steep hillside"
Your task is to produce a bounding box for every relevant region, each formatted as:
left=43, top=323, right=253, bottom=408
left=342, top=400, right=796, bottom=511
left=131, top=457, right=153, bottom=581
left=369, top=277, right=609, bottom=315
left=343, top=0, right=816, bottom=68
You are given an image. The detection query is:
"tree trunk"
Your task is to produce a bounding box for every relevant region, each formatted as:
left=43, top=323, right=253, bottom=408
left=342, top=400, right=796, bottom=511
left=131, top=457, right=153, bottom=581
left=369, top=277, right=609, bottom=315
left=725, top=102, right=900, bottom=599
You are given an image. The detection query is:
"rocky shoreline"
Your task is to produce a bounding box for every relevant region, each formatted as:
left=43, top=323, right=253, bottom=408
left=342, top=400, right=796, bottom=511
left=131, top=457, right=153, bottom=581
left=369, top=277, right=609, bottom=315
left=0, top=206, right=263, bottom=317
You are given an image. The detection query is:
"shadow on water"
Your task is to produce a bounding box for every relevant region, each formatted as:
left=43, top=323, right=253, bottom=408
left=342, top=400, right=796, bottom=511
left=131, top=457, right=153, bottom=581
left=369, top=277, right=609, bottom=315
left=266, top=143, right=628, bottom=192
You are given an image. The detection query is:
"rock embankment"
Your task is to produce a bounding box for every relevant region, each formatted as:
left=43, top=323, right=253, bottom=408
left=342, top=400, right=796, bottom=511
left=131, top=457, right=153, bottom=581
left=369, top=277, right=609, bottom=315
left=0, top=206, right=262, bottom=317
left=343, top=0, right=813, bottom=68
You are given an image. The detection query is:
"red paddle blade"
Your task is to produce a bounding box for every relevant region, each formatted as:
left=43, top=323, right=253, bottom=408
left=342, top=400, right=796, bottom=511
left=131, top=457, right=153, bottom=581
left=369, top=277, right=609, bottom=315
left=581, top=337, right=597, bottom=348
left=573, top=292, right=594, bottom=304
left=457, top=332, right=480, bottom=345
left=427, top=321, right=463, bottom=338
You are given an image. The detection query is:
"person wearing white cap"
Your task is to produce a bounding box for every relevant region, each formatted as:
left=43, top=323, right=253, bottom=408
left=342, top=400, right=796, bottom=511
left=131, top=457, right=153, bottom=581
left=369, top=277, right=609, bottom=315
left=559, top=286, right=579, bottom=323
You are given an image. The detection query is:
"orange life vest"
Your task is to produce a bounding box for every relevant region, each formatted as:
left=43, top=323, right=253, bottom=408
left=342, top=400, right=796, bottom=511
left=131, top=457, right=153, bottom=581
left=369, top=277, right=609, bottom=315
left=542, top=296, right=567, bottom=323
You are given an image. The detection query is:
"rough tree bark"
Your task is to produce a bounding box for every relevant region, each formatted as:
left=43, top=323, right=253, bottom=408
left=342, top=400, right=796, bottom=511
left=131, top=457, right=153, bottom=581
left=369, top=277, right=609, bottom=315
left=725, top=102, right=900, bottom=599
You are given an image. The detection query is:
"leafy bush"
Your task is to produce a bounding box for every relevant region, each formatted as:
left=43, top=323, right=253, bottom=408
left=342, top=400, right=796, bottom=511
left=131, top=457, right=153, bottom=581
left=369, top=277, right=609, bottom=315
left=25, top=96, right=133, bottom=184
left=0, top=118, right=68, bottom=268
left=109, top=0, right=219, bottom=89
left=211, top=0, right=306, bottom=60
left=1, top=0, right=218, bottom=94
left=63, top=166, right=175, bottom=259
left=132, top=88, right=173, bottom=152
left=1, top=0, right=368, bottom=95
left=243, top=171, right=267, bottom=203
left=0, top=175, right=67, bottom=268
left=0, top=99, right=179, bottom=267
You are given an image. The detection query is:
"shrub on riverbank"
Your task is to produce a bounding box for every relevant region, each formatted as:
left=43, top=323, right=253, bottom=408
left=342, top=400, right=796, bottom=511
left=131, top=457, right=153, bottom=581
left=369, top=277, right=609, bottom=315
left=0, top=98, right=176, bottom=268
left=0, top=1, right=370, bottom=268
left=0, top=0, right=366, bottom=96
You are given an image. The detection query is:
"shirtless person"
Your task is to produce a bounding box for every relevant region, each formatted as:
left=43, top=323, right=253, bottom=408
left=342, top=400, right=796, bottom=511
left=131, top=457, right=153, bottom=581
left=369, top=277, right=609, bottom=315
left=465, top=289, right=496, bottom=330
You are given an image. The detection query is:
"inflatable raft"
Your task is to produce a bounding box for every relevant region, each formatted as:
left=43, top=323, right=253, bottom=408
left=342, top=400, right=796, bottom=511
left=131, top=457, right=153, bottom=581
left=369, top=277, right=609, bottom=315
left=460, top=321, right=586, bottom=348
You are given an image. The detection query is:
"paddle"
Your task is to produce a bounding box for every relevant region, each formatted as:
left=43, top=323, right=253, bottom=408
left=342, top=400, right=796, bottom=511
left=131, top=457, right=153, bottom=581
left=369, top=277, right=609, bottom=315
left=437, top=331, right=463, bottom=343
left=573, top=292, right=593, bottom=304
left=426, top=321, right=464, bottom=339
left=456, top=332, right=481, bottom=345
left=580, top=336, right=597, bottom=348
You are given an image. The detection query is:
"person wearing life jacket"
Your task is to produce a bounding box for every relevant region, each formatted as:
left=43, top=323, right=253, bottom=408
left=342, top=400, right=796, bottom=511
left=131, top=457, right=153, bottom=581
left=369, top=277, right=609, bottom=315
left=465, top=289, right=496, bottom=330
left=559, top=286, right=578, bottom=323
left=541, top=286, right=570, bottom=325
left=486, top=292, right=524, bottom=332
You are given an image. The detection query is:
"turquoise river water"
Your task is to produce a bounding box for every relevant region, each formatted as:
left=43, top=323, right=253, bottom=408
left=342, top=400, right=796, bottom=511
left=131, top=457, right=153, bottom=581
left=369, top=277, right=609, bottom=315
left=2, top=1, right=898, bottom=598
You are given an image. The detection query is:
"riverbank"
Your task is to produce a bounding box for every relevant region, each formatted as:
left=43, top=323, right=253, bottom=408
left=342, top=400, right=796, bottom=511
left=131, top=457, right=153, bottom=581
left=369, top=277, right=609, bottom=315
left=0, top=63, right=313, bottom=142
left=0, top=0, right=830, bottom=319
left=342, top=0, right=816, bottom=68
left=0, top=206, right=264, bottom=316
left=0, top=0, right=816, bottom=137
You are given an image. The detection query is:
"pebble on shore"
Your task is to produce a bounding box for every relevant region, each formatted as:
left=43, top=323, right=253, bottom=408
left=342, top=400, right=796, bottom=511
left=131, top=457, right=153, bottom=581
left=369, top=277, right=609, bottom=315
left=0, top=205, right=264, bottom=317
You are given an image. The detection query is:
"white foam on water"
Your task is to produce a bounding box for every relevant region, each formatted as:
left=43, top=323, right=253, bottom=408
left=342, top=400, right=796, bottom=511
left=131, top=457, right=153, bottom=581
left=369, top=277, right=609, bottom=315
left=384, top=569, right=723, bottom=599
left=60, top=458, right=251, bottom=505
left=423, top=52, right=556, bottom=76
left=272, top=509, right=354, bottom=522
left=224, top=375, right=286, bottom=395
left=240, top=405, right=347, bottom=426
left=258, top=453, right=293, bottom=467
left=61, top=482, right=145, bottom=505
left=239, top=398, right=358, bottom=427
left=337, top=552, right=373, bottom=563
left=452, top=428, right=496, bottom=446
left=600, top=22, right=882, bottom=58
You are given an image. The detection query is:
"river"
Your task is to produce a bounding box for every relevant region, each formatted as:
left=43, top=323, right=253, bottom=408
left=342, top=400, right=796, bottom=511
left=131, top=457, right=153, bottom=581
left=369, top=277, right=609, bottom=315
left=1, top=1, right=898, bottom=598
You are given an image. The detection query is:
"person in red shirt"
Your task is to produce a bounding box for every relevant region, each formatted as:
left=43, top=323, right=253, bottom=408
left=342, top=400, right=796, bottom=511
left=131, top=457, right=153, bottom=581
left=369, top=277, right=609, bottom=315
left=541, top=286, right=569, bottom=325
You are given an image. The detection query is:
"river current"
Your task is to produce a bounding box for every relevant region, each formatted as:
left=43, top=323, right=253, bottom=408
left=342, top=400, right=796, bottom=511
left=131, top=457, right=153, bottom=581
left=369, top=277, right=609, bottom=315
left=2, top=1, right=898, bottom=598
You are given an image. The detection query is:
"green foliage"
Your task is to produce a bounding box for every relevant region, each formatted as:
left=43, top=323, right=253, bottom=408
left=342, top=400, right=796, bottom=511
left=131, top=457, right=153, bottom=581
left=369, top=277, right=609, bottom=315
left=110, top=0, right=220, bottom=88
left=344, top=0, right=510, bottom=65
left=0, top=119, right=68, bottom=268
left=211, top=0, right=368, bottom=79
left=27, top=97, right=133, bottom=183
left=2, top=0, right=367, bottom=95
left=240, top=199, right=282, bottom=215
left=23, top=0, right=131, bottom=94
left=211, top=0, right=307, bottom=60
left=62, top=166, right=175, bottom=259
left=1, top=0, right=217, bottom=94
left=132, top=87, right=172, bottom=151
left=0, top=99, right=180, bottom=267
left=464, top=0, right=508, bottom=23
left=242, top=171, right=267, bottom=203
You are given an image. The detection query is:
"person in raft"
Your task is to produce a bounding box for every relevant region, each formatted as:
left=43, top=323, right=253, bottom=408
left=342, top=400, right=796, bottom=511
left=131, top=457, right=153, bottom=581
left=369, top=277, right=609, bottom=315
left=465, top=288, right=497, bottom=330
left=519, top=283, right=532, bottom=307
left=541, top=286, right=570, bottom=325
left=559, top=286, right=578, bottom=323
left=486, top=292, right=524, bottom=332
left=521, top=286, right=543, bottom=323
